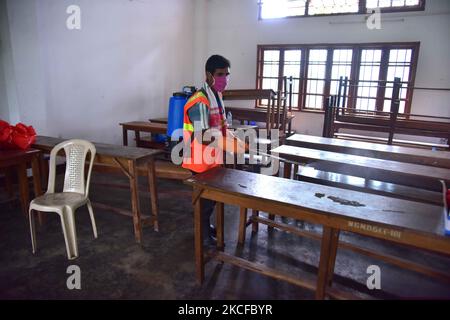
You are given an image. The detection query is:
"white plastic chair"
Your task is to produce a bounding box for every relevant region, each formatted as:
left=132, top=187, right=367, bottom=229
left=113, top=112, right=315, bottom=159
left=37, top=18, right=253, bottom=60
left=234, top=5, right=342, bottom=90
left=29, top=139, right=97, bottom=260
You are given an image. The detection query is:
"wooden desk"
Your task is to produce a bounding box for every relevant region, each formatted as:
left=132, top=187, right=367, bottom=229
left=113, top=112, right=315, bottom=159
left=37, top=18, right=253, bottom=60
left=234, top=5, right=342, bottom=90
left=287, top=134, right=450, bottom=169
left=272, top=145, right=450, bottom=191
left=0, top=149, right=43, bottom=221
left=120, top=121, right=167, bottom=147
left=186, top=167, right=449, bottom=299
left=32, top=136, right=162, bottom=243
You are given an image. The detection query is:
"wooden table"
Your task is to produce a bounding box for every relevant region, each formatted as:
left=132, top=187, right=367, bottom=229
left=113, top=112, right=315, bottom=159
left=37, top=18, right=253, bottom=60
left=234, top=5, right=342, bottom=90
left=185, top=167, right=450, bottom=299
left=272, top=145, right=450, bottom=191
left=287, top=134, right=450, bottom=169
left=120, top=121, right=167, bottom=147
left=0, top=148, right=43, bottom=222
left=32, top=136, right=162, bottom=243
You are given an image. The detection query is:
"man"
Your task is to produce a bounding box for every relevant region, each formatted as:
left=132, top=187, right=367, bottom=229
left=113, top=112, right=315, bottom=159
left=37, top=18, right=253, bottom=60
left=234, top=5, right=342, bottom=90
left=182, top=54, right=245, bottom=245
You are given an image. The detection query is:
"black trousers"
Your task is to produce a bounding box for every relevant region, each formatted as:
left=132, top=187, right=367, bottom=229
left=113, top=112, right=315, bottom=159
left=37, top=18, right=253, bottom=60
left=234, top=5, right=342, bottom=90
left=192, top=170, right=216, bottom=239
left=200, top=198, right=216, bottom=239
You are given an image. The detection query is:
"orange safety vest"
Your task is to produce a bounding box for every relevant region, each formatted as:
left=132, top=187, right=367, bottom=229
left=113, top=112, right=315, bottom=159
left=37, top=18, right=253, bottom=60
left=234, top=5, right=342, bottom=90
left=182, top=90, right=224, bottom=173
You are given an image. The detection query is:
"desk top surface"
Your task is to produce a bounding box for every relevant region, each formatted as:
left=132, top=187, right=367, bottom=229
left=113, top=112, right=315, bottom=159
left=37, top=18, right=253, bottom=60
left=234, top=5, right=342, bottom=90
left=186, top=167, right=447, bottom=238
left=0, top=148, right=41, bottom=161
left=287, top=134, right=450, bottom=168
left=33, top=136, right=162, bottom=160
left=272, top=145, right=450, bottom=182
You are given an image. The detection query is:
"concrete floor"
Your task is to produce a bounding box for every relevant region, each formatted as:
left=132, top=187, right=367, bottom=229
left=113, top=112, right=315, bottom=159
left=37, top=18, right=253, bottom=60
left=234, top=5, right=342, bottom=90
left=1, top=171, right=450, bottom=299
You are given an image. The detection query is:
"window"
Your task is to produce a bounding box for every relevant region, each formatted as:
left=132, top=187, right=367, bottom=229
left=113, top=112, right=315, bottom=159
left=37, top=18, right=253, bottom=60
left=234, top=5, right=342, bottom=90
left=256, top=43, right=419, bottom=114
left=258, top=0, right=425, bottom=19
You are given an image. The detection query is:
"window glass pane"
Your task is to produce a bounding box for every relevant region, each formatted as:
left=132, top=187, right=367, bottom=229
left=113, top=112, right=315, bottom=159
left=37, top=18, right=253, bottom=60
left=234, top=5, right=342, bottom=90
left=260, top=50, right=280, bottom=105
left=366, top=0, right=420, bottom=8
left=283, top=50, right=301, bottom=78
left=260, top=0, right=422, bottom=19
left=308, top=0, right=359, bottom=15
left=330, top=49, right=353, bottom=98
left=383, top=49, right=412, bottom=113
left=283, top=50, right=302, bottom=109
left=305, top=49, right=327, bottom=109
left=356, top=49, right=382, bottom=111
left=260, top=0, right=306, bottom=19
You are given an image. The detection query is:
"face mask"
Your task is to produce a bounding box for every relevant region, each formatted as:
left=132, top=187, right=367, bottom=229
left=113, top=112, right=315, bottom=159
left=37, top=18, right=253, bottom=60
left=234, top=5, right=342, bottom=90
left=212, top=75, right=229, bottom=93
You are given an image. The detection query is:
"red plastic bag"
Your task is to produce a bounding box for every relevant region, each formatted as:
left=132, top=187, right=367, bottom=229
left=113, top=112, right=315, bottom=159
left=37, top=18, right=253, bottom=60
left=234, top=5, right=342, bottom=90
left=0, top=120, right=13, bottom=149
left=12, top=123, right=36, bottom=150
left=0, top=120, right=36, bottom=150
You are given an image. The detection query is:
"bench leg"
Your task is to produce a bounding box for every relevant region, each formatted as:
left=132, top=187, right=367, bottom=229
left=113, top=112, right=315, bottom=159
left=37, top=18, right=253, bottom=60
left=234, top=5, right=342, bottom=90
left=283, top=162, right=292, bottom=179
left=216, top=202, right=224, bottom=250
left=194, top=188, right=204, bottom=285
left=238, top=207, right=247, bottom=245
left=327, top=229, right=340, bottom=287
left=39, top=153, right=49, bottom=191
left=147, top=159, right=159, bottom=232
left=316, top=227, right=339, bottom=300
left=17, top=163, right=29, bottom=217
left=268, top=214, right=275, bottom=231
left=128, top=160, right=142, bottom=244
left=251, top=210, right=259, bottom=233
left=122, top=127, right=128, bottom=146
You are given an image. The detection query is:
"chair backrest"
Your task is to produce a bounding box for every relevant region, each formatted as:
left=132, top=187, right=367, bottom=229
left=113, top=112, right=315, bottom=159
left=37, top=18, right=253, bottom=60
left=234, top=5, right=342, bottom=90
left=47, top=139, right=96, bottom=197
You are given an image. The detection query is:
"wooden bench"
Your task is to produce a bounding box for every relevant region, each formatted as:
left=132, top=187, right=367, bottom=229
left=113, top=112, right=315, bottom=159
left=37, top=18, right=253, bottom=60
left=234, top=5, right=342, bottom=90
left=186, top=167, right=450, bottom=299
left=334, top=132, right=449, bottom=150
left=272, top=145, right=450, bottom=192
left=295, top=166, right=443, bottom=206
left=286, top=133, right=450, bottom=169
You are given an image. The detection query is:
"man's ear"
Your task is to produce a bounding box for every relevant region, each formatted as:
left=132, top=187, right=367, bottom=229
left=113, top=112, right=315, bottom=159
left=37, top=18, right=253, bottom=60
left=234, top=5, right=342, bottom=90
left=206, top=72, right=215, bottom=86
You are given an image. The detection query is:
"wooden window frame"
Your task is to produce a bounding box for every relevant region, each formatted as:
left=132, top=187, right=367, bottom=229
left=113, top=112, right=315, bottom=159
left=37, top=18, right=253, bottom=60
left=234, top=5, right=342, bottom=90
left=256, top=42, right=420, bottom=114
left=257, top=0, right=426, bottom=20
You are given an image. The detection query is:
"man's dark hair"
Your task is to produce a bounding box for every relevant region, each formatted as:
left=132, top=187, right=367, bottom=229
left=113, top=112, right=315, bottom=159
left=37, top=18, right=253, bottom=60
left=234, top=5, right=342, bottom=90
left=205, top=55, right=231, bottom=74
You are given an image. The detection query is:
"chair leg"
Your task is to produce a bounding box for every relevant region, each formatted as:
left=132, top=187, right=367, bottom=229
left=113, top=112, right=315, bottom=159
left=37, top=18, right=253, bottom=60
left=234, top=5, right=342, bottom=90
left=60, top=207, right=78, bottom=260
left=86, top=200, right=98, bottom=239
left=29, top=208, right=37, bottom=254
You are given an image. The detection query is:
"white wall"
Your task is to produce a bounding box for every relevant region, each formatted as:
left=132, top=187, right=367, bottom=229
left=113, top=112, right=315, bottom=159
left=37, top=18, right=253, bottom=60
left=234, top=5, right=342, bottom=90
left=199, top=0, right=450, bottom=136
left=1, top=0, right=195, bottom=144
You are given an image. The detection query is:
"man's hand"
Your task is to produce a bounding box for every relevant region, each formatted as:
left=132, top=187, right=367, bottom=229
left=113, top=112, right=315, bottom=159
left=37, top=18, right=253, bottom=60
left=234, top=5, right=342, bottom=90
left=218, top=133, right=248, bottom=154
